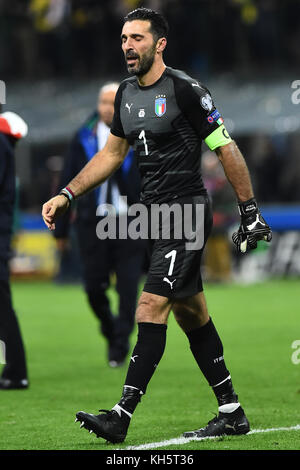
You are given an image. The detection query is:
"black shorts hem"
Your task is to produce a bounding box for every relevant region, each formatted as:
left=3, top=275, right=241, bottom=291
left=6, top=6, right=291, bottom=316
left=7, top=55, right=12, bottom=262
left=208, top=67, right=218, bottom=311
left=143, top=282, right=203, bottom=300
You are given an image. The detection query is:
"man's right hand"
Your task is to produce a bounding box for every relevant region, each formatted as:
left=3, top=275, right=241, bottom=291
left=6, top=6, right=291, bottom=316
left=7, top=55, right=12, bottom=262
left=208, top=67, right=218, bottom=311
left=232, top=197, right=272, bottom=253
left=42, top=195, right=69, bottom=230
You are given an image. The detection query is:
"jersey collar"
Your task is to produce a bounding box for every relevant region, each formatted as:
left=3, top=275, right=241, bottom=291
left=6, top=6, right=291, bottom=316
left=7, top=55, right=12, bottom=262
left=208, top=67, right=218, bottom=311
left=136, top=67, right=168, bottom=90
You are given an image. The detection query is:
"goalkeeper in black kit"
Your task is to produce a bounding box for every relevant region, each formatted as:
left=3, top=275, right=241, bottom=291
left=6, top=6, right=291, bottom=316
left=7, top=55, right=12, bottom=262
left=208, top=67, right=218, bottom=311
left=42, top=8, right=272, bottom=443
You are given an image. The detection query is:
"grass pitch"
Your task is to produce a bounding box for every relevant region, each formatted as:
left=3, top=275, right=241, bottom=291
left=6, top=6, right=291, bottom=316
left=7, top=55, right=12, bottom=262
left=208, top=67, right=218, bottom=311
left=0, top=279, right=299, bottom=451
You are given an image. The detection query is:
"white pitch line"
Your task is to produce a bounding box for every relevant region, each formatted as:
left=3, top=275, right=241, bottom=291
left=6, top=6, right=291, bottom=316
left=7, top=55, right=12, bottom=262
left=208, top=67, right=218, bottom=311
left=123, top=424, right=300, bottom=450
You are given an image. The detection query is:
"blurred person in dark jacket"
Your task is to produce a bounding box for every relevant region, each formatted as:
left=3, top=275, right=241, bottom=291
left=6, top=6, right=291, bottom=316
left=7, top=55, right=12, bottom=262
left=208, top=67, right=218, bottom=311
left=54, top=83, right=145, bottom=367
left=202, top=150, right=236, bottom=282
left=0, top=110, right=29, bottom=389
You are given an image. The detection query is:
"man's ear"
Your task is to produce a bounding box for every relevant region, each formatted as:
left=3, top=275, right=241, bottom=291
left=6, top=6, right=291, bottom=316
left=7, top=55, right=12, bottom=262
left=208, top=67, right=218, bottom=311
left=156, top=37, right=167, bottom=53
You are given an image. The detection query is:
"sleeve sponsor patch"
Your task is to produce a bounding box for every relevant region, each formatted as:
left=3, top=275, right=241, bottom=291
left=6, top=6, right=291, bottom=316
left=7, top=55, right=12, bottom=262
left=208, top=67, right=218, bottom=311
left=207, top=109, right=224, bottom=125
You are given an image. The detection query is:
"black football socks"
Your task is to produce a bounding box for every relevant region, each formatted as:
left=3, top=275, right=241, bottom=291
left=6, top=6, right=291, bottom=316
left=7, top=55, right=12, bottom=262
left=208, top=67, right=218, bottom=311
left=186, top=317, right=240, bottom=411
left=113, top=322, right=167, bottom=415
left=112, top=319, right=240, bottom=419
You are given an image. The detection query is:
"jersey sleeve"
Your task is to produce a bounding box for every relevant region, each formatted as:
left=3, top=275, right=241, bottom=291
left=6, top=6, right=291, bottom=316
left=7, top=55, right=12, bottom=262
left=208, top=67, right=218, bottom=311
left=174, top=77, right=232, bottom=150
left=111, top=83, right=125, bottom=138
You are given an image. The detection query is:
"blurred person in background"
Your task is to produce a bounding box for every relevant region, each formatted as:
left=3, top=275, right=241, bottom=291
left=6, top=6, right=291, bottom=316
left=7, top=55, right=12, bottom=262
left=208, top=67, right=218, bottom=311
left=0, top=109, right=29, bottom=390
left=29, top=0, right=71, bottom=77
left=202, top=150, right=236, bottom=283
left=54, top=83, right=145, bottom=368
left=47, top=155, right=82, bottom=284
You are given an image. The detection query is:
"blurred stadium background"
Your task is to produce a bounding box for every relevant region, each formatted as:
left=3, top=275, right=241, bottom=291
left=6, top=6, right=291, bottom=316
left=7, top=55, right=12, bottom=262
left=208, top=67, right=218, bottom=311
left=1, top=0, right=300, bottom=283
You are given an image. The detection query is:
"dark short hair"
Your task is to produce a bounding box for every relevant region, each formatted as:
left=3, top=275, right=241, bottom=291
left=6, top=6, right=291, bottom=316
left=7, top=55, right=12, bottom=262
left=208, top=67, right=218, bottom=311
left=124, top=7, right=169, bottom=42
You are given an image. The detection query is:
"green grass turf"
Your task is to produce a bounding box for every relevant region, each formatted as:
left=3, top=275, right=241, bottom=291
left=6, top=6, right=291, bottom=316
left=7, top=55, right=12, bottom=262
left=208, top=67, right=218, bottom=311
left=0, top=279, right=299, bottom=451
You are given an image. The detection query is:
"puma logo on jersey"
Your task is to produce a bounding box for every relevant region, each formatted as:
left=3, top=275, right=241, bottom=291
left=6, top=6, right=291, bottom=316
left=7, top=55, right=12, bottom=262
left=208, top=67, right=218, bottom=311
left=163, top=277, right=176, bottom=289
left=131, top=355, right=138, bottom=363
left=125, top=103, right=133, bottom=113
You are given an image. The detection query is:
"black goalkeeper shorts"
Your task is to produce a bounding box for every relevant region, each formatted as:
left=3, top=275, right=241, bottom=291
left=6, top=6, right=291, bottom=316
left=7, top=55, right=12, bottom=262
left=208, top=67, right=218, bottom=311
left=143, top=194, right=213, bottom=299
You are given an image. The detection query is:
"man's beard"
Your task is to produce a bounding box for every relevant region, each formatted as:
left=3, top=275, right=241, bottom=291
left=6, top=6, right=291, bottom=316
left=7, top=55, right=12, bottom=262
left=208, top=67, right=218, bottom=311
left=126, top=46, right=156, bottom=77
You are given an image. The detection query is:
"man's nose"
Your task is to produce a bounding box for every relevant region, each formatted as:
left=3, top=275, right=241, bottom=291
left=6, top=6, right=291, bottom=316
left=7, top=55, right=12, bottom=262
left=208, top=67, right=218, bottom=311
left=123, top=38, right=134, bottom=51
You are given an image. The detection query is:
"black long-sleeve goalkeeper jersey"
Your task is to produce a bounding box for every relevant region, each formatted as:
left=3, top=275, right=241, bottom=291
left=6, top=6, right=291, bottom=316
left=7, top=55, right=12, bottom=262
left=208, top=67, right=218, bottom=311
left=111, top=66, right=232, bottom=205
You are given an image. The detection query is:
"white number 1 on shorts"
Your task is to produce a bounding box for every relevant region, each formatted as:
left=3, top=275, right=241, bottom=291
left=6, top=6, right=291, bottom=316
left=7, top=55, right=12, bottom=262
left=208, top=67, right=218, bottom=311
left=165, top=249, right=177, bottom=276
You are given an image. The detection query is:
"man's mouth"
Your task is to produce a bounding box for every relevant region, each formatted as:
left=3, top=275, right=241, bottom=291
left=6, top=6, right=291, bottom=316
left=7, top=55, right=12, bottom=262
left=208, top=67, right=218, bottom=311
left=126, top=55, right=139, bottom=65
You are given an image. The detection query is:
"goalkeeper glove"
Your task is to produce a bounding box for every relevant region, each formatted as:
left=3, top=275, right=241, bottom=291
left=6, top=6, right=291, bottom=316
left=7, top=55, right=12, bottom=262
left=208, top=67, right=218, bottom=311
left=232, top=197, right=272, bottom=253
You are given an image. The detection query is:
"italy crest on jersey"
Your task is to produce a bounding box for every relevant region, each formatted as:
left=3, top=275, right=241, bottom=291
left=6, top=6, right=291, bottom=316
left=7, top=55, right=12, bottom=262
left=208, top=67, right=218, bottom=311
left=155, top=96, right=166, bottom=117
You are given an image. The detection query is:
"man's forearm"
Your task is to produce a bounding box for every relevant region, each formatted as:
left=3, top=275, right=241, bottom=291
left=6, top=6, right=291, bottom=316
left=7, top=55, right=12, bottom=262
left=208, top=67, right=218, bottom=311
left=216, top=141, right=254, bottom=202
left=64, top=149, right=123, bottom=199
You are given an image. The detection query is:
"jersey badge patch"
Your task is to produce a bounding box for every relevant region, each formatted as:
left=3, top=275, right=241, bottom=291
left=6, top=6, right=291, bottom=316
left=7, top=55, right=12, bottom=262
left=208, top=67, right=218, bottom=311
left=201, top=93, right=213, bottom=111
left=207, top=109, right=223, bottom=125
left=155, top=95, right=166, bottom=117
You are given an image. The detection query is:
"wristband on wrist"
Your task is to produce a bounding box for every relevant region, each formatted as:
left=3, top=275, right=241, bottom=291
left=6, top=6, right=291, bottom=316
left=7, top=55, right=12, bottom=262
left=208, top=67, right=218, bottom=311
left=238, top=197, right=258, bottom=217
left=59, top=186, right=75, bottom=205
left=59, top=191, right=71, bottom=206
left=64, top=186, right=75, bottom=200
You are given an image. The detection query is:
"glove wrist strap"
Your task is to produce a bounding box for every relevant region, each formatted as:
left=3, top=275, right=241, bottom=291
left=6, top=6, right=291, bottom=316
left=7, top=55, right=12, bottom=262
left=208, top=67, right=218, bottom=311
left=238, top=197, right=258, bottom=217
